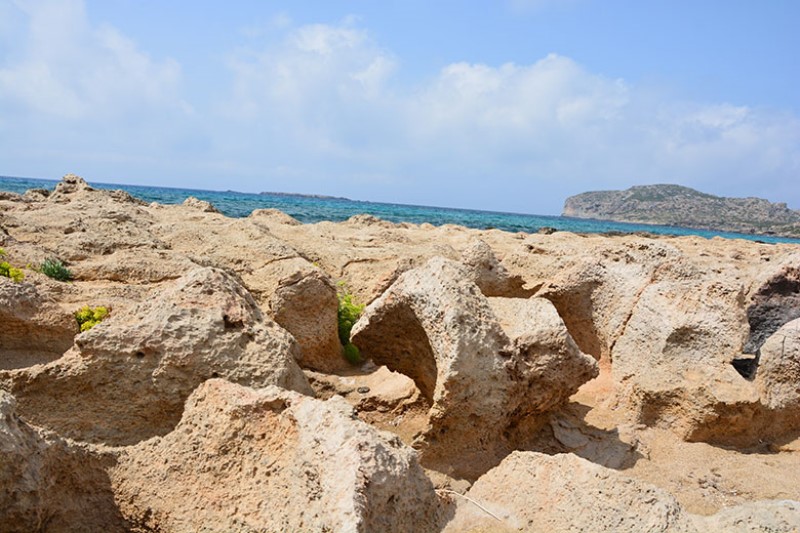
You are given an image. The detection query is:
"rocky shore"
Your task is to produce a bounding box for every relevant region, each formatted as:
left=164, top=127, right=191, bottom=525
left=1, top=174, right=800, bottom=532
left=564, top=184, right=800, bottom=238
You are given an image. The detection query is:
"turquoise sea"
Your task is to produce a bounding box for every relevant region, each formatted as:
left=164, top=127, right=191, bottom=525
left=2, top=175, right=799, bottom=244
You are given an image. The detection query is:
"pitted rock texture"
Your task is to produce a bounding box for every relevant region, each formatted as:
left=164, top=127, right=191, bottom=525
left=352, top=257, right=597, bottom=479
left=1, top=267, right=311, bottom=446
left=442, top=451, right=699, bottom=533
left=112, top=379, right=443, bottom=533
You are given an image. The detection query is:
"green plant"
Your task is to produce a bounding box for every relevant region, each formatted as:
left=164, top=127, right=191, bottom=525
left=40, top=257, right=72, bottom=281
left=343, top=342, right=363, bottom=365
left=337, top=282, right=365, bottom=365
left=0, top=248, right=24, bottom=282
left=75, top=305, right=109, bottom=332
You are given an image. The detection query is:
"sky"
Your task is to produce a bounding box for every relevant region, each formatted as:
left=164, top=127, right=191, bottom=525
left=1, top=0, right=799, bottom=215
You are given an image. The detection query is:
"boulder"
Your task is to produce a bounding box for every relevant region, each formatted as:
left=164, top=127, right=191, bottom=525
left=182, top=196, right=221, bottom=213
left=269, top=268, right=344, bottom=372
left=459, top=238, right=532, bottom=297
left=695, top=500, right=800, bottom=533
left=351, top=258, right=597, bottom=479
left=755, top=318, right=800, bottom=432
left=113, top=379, right=443, bottom=533
left=0, top=390, right=129, bottom=532
left=0, top=277, right=76, bottom=370
left=442, top=451, right=698, bottom=533
left=1, top=267, right=311, bottom=446
left=610, top=279, right=762, bottom=443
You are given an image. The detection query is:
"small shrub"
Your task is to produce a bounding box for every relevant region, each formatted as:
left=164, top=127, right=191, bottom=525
left=0, top=261, right=24, bottom=282
left=337, top=282, right=365, bottom=365
left=0, top=248, right=24, bottom=282
left=343, top=342, right=363, bottom=365
left=40, top=257, right=72, bottom=281
left=75, top=305, right=109, bottom=332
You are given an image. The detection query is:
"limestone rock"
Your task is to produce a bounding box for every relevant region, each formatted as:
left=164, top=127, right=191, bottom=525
left=745, top=266, right=800, bottom=353
left=351, top=258, right=596, bottom=479
left=443, top=451, right=698, bottom=533
left=489, top=297, right=599, bottom=419
left=695, top=500, right=800, bottom=533
left=2, top=267, right=311, bottom=445
left=270, top=268, right=344, bottom=372
left=182, top=195, right=221, bottom=213
left=0, top=390, right=129, bottom=532
left=113, top=379, right=443, bottom=533
left=460, top=238, right=531, bottom=297
left=756, top=318, right=800, bottom=415
left=610, top=279, right=761, bottom=443
left=0, top=277, right=76, bottom=370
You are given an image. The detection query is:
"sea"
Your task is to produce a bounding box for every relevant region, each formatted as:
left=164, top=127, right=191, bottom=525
left=2, top=175, right=799, bottom=245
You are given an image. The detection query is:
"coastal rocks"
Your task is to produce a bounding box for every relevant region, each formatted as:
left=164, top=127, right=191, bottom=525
left=182, top=195, right=221, bottom=213
left=755, top=318, right=800, bottom=419
left=269, top=268, right=344, bottom=373
left=113, top=379, right=443, bottom=533
left=488, top=297, right=599, bottom=423
left=695, top=500, right=800, bottom=533
left=442, top=451, right=698, bottom=533
left=0, top=277, right=76, bottom=370
left=611, top=279, right=758, bottom=442
left=459, top=238, right=532, bottom=297
left=745, top=265, right=800, bottom=353
left=351, top=257, right=596, bottom=479
left=1, top=267, right=311, bottom=445
left=0, top=391, right=129, bottom=532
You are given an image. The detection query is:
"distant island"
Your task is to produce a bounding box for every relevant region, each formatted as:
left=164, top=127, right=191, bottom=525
left=563, top=184, right=800, bottom=238
left=260, top=191, right=351, bottom=201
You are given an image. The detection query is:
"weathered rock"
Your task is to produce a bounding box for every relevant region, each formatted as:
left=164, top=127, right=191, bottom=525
left=113, top=379, right=443, bottom=533
left=443, top=451, right=699, bottom=533
left=756, top=318, right=800, bottom=418
left=1, top=267, right=311, bottom=445
left=488, top=297, right=599, bottom=421
left=460, top=238, right=532, bottom=297
left=694, top=500, right=800, bottom=533
left=0, top=390, right=129, bottom=532
left=0, top=277, right=76, bottom=370
left=249, top=208, right=301, bottom=225
left=70, top=248, right=199, bottom=283
left=745, top=266, right=800, bottom=353
left=610, top=279, right=762, bottom=443
left=270, top=268, right=344, bottom=372
left=182, top=195, right=221, bottom=213
left=352, top=258, right=596, bottom=479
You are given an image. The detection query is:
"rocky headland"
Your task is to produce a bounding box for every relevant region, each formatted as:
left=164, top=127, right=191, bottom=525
left=1, top=174, right=800, bottom=532
left=563, top=184, right=800, bottom=237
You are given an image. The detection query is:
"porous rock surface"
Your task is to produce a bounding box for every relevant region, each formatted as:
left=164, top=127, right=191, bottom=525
left=112, top=379, right=443, bottom=533
left=1, top=267, right=311, bottom=446
left=351, top=257, right=597, bottom=479
left=442, top=451, right=699, bottom=533
left=1, top=174, right=800, bottom=531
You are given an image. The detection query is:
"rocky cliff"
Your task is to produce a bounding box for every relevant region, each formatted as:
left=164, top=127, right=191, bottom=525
left=563, top=184, right=800, bottom=237
left=1, top=174, right=800, bottom=532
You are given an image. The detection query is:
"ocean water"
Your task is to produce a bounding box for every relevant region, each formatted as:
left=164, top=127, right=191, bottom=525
left=2, top=175, right=800, bottom=245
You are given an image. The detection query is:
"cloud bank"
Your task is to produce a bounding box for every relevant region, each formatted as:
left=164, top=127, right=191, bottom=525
left=1, top=0, right=798, bottom=214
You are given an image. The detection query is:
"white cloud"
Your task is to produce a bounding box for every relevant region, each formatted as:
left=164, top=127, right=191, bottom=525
left=0, top=0, right=185, bottom=120
left=1, top=8, right=798, bottom=214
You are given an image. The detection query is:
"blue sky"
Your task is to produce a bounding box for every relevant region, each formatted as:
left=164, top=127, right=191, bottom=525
left=1, top=0, right=798, bottom=214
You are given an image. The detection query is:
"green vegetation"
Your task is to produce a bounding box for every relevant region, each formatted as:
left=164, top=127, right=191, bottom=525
left=0, top=248, right=25, bottom=282
left=40, top=257, right=72, bottom=281
left=75, top=305, right=109, bottom=332
left=337, top=282, right=365, bottom=365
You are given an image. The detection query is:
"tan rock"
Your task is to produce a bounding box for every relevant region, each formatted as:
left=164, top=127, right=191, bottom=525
left=0, top=277, right=76, bottom=370
left=460, top=238, right=531, bottom=297
left=1, top=267, right=311, bottom=445
left=0, top=390, right=128, bottom=532
left=352, top=258, right=596, bottom=479
left=756, top=318, right=800, bottom=416
left=269, top=268, right=344, bottom=372
left=694, top=500, right=800, bottom=533
left=113, top=379, right=443, bottom=533
left=442, top=451, right=699, bottom=533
